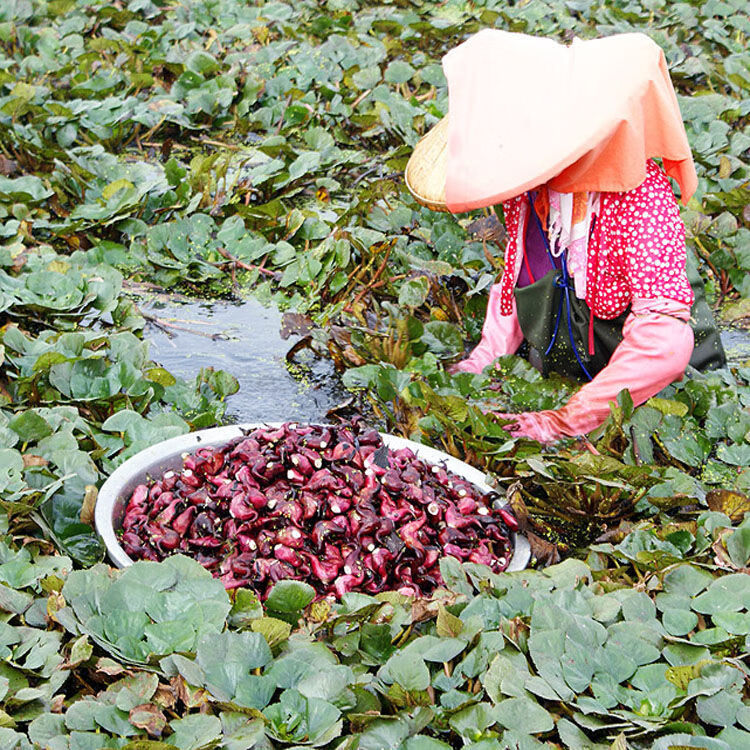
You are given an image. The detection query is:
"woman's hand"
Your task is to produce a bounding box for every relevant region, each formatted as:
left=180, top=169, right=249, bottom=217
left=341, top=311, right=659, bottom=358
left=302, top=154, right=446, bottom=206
left=494, top=410, right=564, bottom=443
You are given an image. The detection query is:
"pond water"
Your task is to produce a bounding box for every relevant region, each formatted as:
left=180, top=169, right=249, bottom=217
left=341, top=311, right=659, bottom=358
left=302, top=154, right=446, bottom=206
left=140, top=294, right=750, bottom=426
left=721, top=325, right=750, bottom=366
left=141, top=295, right=349, bottom=424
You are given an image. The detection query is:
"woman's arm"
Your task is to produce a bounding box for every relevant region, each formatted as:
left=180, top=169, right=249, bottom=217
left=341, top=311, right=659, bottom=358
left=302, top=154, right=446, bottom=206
left=498, top=298, right=693, bottom=441
left=449, top=287, right=524, bottom=374
left=497, top=161, right=696, bottom=441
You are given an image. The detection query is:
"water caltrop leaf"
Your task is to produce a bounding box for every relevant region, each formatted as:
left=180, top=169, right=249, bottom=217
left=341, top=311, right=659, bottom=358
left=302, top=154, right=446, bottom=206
left=2, top=0, right=750, bottom=748
left=403, top=736, right=453, bottom=749
left=94, top=703, right=140, bottom=736
left=398, top=277, right=430, bottom=308
left=265, top=688, right=342, bottom=746
left=218, top=713, right=268, bottom=750
left=167, top=714, right=222, bottom=750
left=359, top=622, right=394, bottom=662
left=60, top=556, right=230, bottom=663
left=706, top=490, right=750, bottom=521
left=663, top=565, right=714, bottom=597
left=298, top=664, right=354, bottom=703
left=8, top=411, right=53, bottom=442
left=143, top=619, right=197, bottom=656
left=439, top=556, right=473, bottom=595
left=716, top=443, right=750, bottom=466
left=482, top=654, right=527, bottom=702
left=711, top=611, right=750, bottom=635
left=0, top=175, right=53, bottom=202
left=650, top=735, right=730, bottom=750
left=436, top=606, right=463, bottom=638
left=250, top=617, right=292, bottom=648
left=68, top=634, right=93, bottom=667
left=113, top=673, right=160, bottom=712
left=384, top=60, right=416, bottom=84
left=691, top=574, right=750, bottom=614
left=557, top=719, right=610, bottom=750
left=233, top=674, right=277, bottom=711
left=194, top=631, right=272, bottom=701
left=102, top=179, right=135, bottom=201
left=186, top=50, right=219, bottom=76
left=145, top=367, right=177, bottom=387
left=265, top=580, right=316, bottom=614
left=726, top=527, right=750, bottom=568
left=129, top=704, right=167, bottom=738
left=27, top=714, right=66, bottom=747
left=387, top=651, right=431, bottom=692
left=448, top=702, right=495, bottom=738
left=356, top=708, right=433, bottom=749
left=420, top=321, right=463, bottom=356
left=662, top=608, right=699, bottom=636
left=0, top=728, right=34, bottom=750
left=646, top=397, right=689, bottom=417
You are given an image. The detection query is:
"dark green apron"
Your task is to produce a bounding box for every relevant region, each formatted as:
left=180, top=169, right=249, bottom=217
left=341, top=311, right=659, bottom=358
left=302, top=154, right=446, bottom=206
left=513, top=213, right=726, bottom=381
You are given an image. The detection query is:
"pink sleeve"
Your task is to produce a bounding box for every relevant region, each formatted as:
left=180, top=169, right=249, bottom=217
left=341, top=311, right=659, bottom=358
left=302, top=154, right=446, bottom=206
left=502, top=300, right=694, bottom=441
left=449, top=287, right=524, bottom=374
left=550, top=307, right=693, bottom=437
left=615, top=161, right=694, bottom=308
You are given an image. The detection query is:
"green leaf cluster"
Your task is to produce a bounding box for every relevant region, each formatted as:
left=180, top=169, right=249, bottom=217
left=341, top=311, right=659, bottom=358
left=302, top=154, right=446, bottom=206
left=0, top=0, right=748, bottom=748
left=4, top=521, right=750, bottom=748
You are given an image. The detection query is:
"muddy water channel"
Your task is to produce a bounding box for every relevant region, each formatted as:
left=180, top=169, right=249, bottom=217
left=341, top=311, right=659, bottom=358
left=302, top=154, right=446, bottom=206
left=141, top=295, right=349, bottom=423
left=140, top=294, right=750, bottom=425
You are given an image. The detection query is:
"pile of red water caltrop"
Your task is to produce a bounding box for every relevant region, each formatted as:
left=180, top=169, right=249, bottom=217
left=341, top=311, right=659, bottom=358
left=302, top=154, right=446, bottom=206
left=119, top=420, right=518, bottom=599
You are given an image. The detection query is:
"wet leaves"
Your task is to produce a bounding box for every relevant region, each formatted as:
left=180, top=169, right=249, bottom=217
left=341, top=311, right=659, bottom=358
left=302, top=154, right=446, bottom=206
left=60, top=555, right=232, bottom=663
left=5, top=520, right=750, bottom=747
left=129, top=704, right=167, bottom=738
left=707, top=489, right=750, bottom=520
left=0, top=296, right=237, bottom=561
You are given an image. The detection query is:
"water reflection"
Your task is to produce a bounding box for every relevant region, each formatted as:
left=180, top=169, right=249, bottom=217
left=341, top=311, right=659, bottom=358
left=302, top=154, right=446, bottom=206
left=720, top=325, right=750, bottom=366
left=141, top=296, right=348, bottom=424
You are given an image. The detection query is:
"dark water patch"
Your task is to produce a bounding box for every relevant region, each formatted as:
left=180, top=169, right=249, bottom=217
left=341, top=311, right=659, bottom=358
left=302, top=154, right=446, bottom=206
left=141, top=296, right=349, bottom=423
left=721, top=326, right=750, bottom=366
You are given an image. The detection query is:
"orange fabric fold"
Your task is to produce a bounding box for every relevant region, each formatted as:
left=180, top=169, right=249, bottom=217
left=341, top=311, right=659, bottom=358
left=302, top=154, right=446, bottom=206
left=533, top=188, right=549, bottom=232
left=532, top=188, right=589, bottom=235
left=443, top=30, right=697, bottom=212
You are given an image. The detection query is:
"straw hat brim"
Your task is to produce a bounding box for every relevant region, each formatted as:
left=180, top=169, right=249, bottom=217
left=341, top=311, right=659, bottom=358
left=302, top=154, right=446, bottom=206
left=404, top=116, right=449, bottom=212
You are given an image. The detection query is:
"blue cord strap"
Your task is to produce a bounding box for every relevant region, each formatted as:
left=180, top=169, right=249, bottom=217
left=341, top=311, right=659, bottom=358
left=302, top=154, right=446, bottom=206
left=527, top=197, right=594, bottom=381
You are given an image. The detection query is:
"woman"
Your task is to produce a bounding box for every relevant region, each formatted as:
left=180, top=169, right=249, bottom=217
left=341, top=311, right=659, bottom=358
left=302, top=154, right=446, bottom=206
left=405, top=30, right=725, bottom=443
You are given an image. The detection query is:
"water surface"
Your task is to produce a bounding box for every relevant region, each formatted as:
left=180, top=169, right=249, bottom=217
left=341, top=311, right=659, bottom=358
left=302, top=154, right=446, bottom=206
left=142, top=296, right=348, bottom=424
left=721, top=325, right=750, bottom=366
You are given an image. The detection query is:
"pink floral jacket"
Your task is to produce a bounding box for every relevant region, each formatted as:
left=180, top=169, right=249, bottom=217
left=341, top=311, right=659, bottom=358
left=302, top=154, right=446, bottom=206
left=497, top=160, right=695, bottom=320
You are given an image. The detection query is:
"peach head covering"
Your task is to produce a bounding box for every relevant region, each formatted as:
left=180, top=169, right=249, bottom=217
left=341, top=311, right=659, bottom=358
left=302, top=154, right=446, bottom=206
left=406, top=30, right=697, bottom=213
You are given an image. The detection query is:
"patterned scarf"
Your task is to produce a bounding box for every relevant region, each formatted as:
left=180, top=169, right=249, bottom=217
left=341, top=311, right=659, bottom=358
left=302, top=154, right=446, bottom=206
left=533, top=187, right=599, bottom=299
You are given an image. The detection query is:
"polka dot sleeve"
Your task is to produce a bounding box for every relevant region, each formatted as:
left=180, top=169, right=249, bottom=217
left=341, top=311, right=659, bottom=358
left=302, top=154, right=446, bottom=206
left=613, top=160, right=694, bottom=308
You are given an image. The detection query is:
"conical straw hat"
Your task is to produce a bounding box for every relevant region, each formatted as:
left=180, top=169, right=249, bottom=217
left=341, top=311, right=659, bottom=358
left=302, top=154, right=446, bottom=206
left=404, top=115, right=449, bottom=212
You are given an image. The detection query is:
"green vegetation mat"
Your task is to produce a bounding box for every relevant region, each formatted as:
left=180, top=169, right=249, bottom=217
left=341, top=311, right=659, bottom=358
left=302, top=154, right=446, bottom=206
left=0, top=0, right=748, bottom=747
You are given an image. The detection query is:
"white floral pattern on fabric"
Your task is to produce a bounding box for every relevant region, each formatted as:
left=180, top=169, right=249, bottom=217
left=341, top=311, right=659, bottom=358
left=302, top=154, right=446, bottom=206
left=498, top=160, right=695, bottom=319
